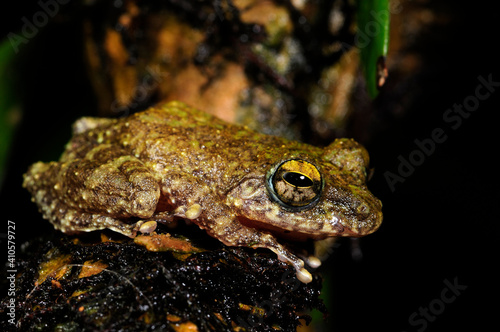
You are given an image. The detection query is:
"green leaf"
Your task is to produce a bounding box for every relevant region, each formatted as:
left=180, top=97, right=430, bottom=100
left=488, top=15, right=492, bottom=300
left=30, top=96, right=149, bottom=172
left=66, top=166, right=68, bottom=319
left=356, top=0, right=390, bottom=98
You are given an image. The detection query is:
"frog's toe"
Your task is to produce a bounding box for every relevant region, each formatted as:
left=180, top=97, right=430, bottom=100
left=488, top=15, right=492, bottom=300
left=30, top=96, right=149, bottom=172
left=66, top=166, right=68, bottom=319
left=269, top=246, right=314, bottom=283
left=305, top=256, right=322, bottom=268
left=138, top=220, right=158, bottom=234
left=296, top=268, right=313, bottom=283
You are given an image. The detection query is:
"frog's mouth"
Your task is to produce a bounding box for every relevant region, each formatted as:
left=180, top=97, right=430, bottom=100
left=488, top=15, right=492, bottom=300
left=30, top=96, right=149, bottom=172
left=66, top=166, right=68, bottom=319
left=237, top=216, right=336, bottom=242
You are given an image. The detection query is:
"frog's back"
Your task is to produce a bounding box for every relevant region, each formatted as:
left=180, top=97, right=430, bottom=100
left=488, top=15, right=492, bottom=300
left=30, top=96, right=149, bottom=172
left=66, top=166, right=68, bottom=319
left=123, top=102, right=291, bottom=183
left=61, top=101, right=315, bottom=188
left=132, top=101, right=226, bottom=130
left=59, top=102, right=224, bottom=160
left=125, top=101, right=260, bottom=152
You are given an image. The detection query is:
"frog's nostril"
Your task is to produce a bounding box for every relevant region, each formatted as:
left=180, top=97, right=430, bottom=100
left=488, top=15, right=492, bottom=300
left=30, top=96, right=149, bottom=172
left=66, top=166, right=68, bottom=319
left=356, top=202, right=370, bottom=218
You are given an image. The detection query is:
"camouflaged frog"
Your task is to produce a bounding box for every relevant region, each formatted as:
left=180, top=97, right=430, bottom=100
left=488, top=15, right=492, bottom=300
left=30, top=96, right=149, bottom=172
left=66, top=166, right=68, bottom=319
left=23, top=101, right=382, bottom=283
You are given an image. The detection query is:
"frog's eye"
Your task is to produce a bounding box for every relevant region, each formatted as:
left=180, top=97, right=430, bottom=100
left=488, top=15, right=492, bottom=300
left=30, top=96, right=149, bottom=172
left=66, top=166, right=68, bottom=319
left=266, top=159, right=323, bottom=211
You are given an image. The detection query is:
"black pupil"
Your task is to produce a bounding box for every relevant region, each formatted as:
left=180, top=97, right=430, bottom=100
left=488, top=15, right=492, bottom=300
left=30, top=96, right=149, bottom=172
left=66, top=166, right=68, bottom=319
left=283, top=172, right=313, bottom=187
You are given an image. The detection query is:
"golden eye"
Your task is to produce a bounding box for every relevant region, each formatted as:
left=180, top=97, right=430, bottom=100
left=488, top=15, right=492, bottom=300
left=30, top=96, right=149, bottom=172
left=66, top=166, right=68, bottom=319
left=266, top=159, right=323, bottom=210
left=282, top=172, right=314, bottom=187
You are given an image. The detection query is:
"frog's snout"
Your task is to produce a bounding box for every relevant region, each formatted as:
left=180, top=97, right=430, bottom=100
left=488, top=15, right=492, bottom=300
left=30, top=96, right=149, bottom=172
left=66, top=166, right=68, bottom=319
left=347, top=196, right=383, bottom=236
left=324, top=190, right=382, bottom=237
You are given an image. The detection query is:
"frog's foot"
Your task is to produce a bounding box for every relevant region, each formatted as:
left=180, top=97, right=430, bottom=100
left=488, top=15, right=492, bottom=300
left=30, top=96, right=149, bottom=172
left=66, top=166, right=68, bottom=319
left=31, top=196, right=150, bottom=238
left=24, top=158, right=162, bottom=237
left=40, top=199, right=157, bottom=238
left=273, top=251, right=313, bottom=284
left=24, top=156, right=160, bottom=220
left=64, top=216, right=156, bottom=238
left=304, top=255, right=322, bottom=268
left=259, top=234, right=313, bottom=283
left=211, top=222, right=313, bottom=283
left=192, top=214, right=313, bottom=282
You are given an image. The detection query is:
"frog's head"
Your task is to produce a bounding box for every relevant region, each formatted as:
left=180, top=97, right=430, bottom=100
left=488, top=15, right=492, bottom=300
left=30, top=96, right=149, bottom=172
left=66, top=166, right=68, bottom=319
left=228, top=138, right=382, bottom=241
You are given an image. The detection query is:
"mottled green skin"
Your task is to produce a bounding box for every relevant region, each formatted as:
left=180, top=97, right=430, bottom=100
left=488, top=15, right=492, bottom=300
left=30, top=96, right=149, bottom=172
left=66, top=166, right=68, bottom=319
left=23, top=101, right=382, bottom=283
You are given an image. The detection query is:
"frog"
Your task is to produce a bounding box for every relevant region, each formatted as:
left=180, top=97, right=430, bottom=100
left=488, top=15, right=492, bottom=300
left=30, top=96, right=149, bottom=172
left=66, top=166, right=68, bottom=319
left=23, top=101, right=382, bottom=283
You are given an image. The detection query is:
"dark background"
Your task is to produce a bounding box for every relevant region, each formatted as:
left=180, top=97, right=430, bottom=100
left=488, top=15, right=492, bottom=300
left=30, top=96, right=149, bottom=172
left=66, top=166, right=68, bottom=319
left=1, top=1, right=498, bottom=331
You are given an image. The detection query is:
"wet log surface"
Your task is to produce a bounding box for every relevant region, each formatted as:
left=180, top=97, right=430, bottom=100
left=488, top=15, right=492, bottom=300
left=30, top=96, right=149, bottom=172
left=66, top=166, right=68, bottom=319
left=3, top=229, right=325, bottom=331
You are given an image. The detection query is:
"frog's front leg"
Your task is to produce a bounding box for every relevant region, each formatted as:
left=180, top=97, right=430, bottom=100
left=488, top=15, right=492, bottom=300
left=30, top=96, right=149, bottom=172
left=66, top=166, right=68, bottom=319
left=161, top=173, right=312, bottom=283
left=23, top=147, right=160, bottom=237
